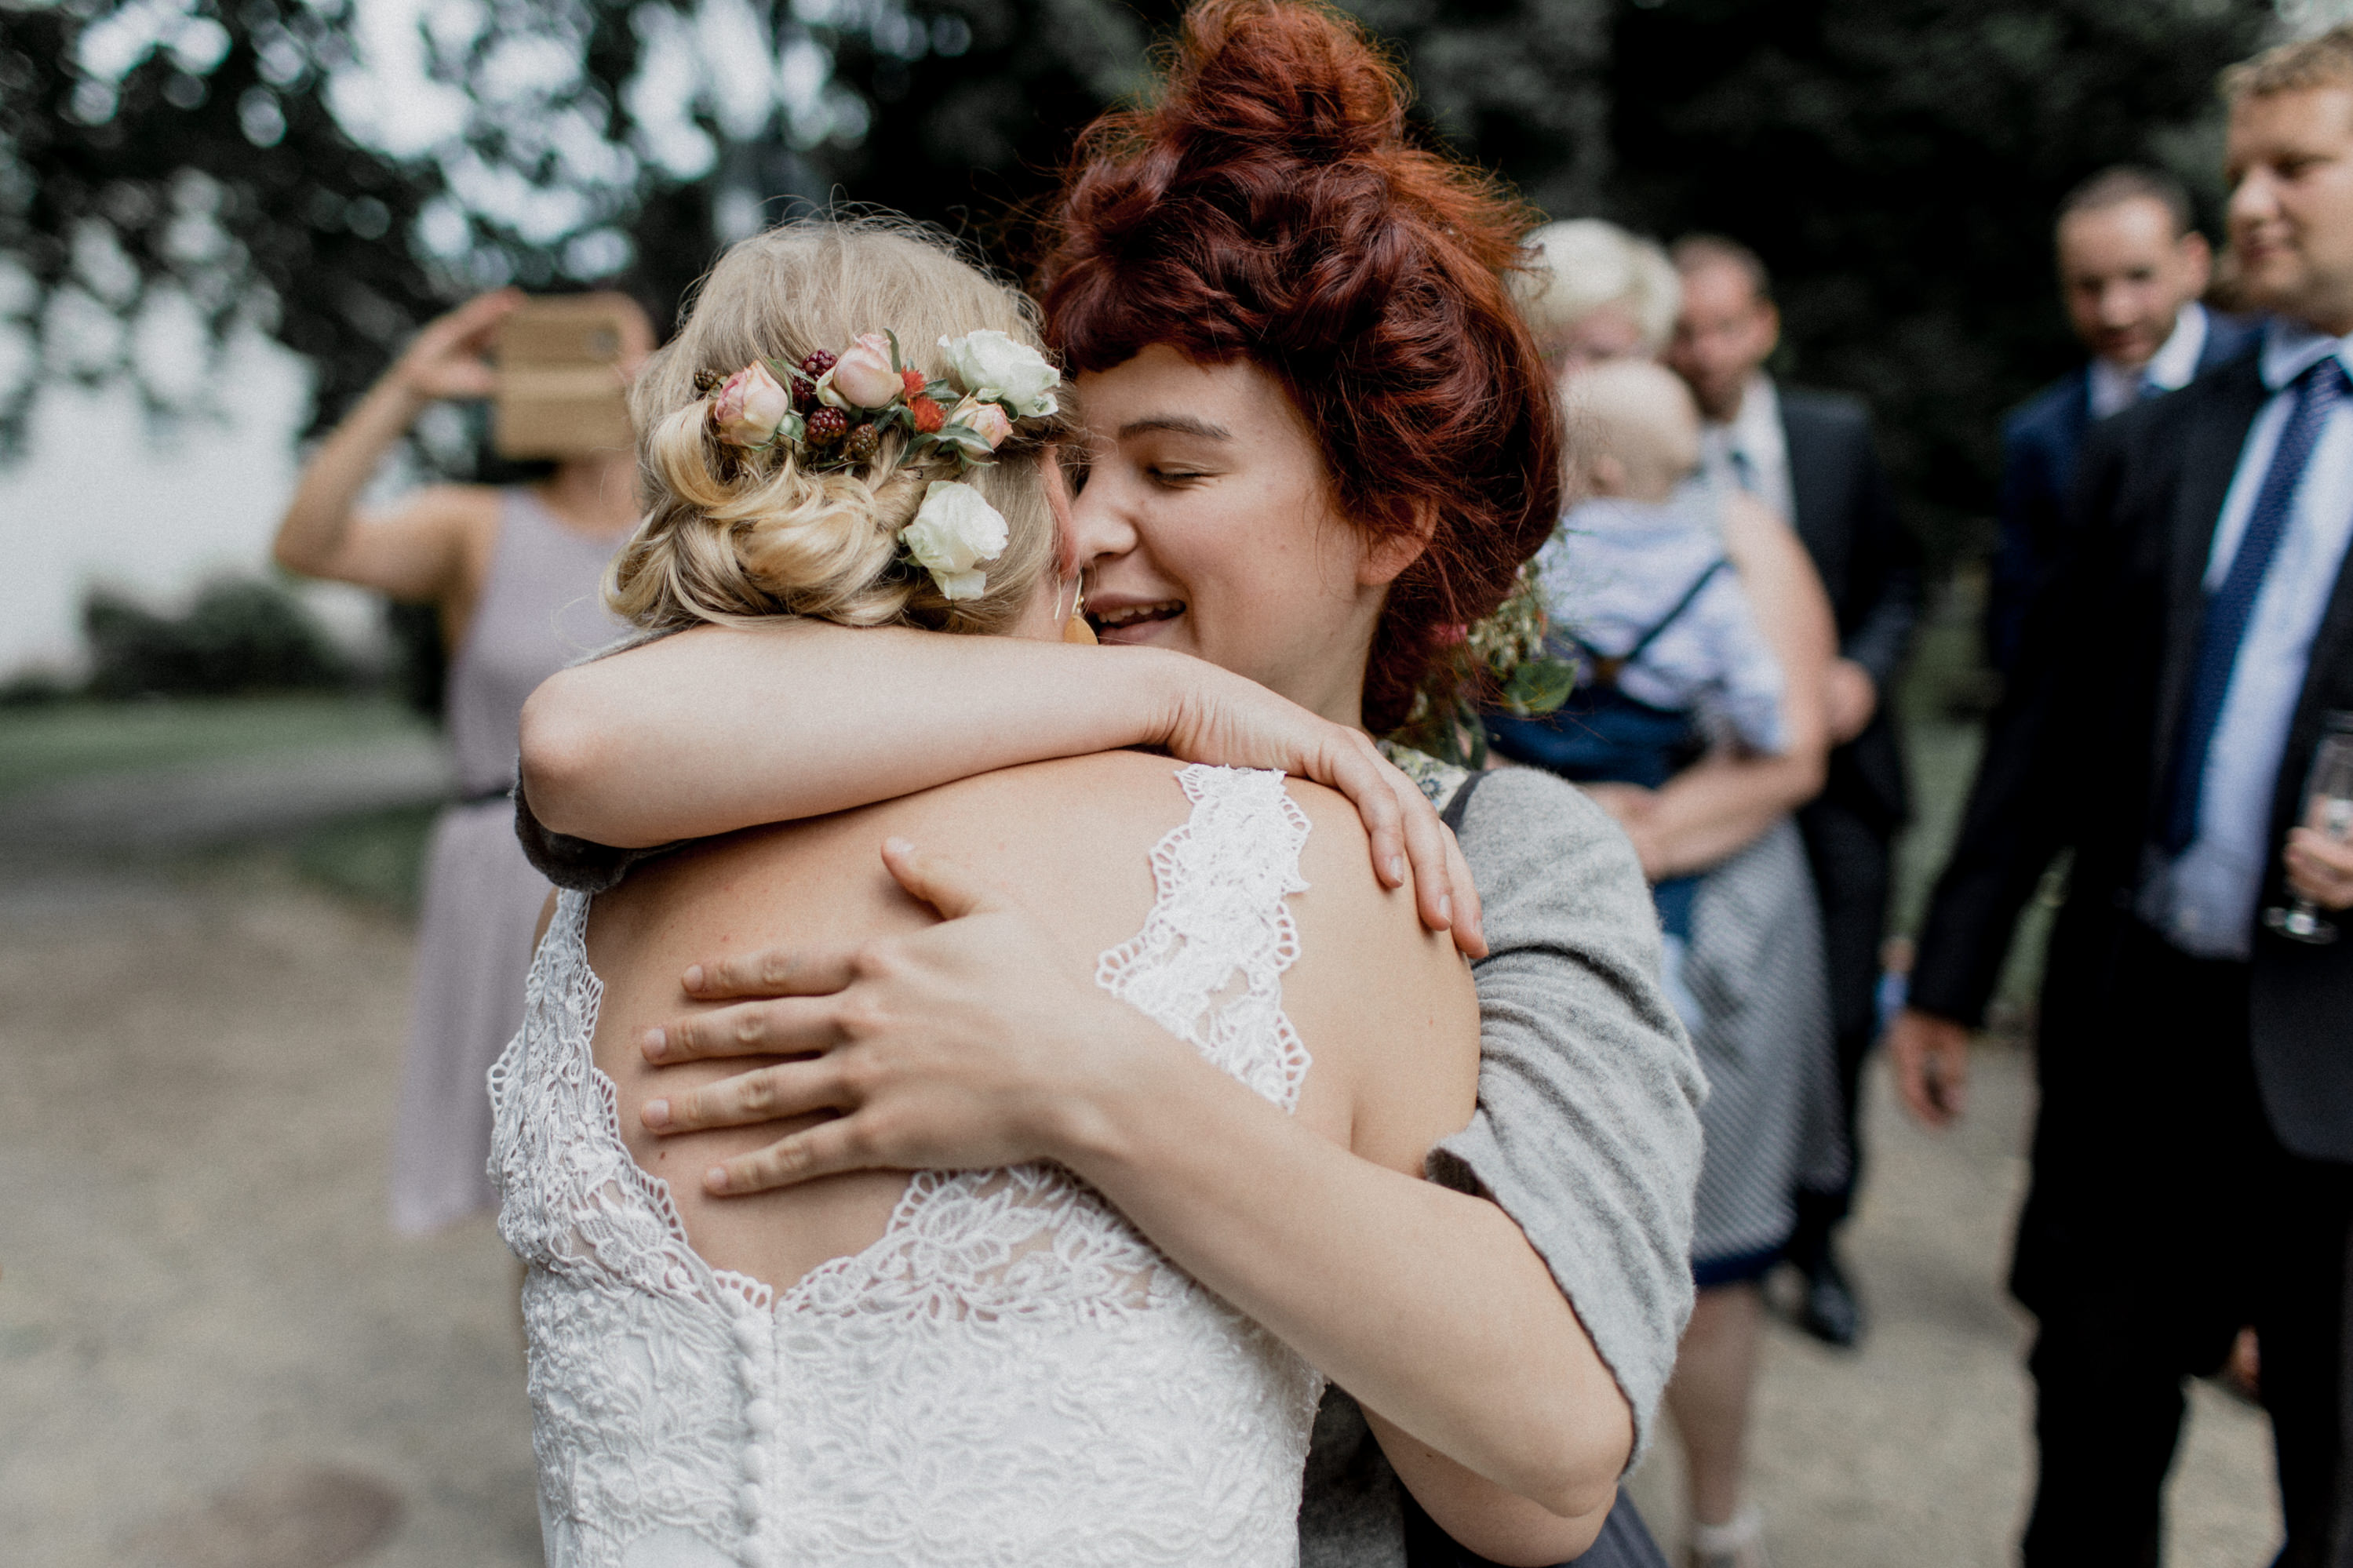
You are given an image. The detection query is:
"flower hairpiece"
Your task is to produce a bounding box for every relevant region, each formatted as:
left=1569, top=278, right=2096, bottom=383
left=701, top=329, right=1058, bottom=474
left=696, top=329, right=1061, bottom=601
left=1390, top=560, right=1579, bottom=766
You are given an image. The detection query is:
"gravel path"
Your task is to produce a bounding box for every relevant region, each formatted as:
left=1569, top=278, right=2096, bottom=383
left=0, top=736, right=454, bottom=859
left=0, top=859, right=2285, bottom=1566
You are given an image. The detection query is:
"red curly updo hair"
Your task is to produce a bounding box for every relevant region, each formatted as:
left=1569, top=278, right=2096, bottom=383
left=1036, top=0, right=1561, bottom=733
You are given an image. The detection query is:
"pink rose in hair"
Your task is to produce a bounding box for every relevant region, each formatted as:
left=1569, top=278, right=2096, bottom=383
left=965, top=402, right=1014, bottom=449
left=943, top=396, right=1016, bottom=457
left=709, top=362, right=792, bottom=448
left=822, top=333, right=902, bottom=408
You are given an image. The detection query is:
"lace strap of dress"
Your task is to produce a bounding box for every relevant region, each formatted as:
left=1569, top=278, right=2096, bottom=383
left=1095, top=765, right=1313, bottom=1111
left=488, top=889, right=772, bottom=1311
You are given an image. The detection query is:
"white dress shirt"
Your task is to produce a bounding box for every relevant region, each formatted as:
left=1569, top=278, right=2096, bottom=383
left=2087, top=300, right=2210, bottom=420
left=2144, top=318, right=2353, bottom=959
left=1699, top=372, right=1795, bottom=526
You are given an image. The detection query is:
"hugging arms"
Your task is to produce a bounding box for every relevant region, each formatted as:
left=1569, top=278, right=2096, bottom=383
left=516, top=621, right=1703, bottom=1564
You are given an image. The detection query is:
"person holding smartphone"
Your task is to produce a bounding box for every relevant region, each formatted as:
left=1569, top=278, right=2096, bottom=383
left=271, top=288, right=649, bottom=1234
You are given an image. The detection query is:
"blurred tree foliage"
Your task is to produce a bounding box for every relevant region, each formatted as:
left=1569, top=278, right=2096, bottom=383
left=82, top=576, right=352, bottom=696
left=1608, top=0, right=2274, bottom=569
left=0, top=0, right=2282, bottom=575
left=0, top=0, right=1603, bottom=453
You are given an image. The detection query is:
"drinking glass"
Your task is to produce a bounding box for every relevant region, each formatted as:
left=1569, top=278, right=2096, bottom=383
left=2264, top=719, right=2353, bottom=945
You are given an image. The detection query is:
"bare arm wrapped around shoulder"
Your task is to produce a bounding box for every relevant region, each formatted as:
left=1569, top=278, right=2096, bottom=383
left=519, top=620, right=1484, bottom=951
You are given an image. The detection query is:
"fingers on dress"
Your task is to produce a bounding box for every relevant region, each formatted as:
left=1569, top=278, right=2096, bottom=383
left=489, top=764, right=1328, bottom=1567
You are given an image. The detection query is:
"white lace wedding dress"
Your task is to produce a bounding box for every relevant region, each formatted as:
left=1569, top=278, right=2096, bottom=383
left=489, top=765, right=1328, bottom=1568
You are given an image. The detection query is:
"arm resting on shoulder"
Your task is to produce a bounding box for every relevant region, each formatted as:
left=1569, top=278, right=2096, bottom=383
left=520, top=620, right=1481, bottom=945
left=521, top=623, right=1201, bottom=846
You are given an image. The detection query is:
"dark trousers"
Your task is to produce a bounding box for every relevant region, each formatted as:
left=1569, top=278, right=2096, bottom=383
left=1790, top=797, right=1895, bottom=1247
left=1404, top=1488, right=1667, bottom=1568
left=2016, top=924, right=2353, bottom=1568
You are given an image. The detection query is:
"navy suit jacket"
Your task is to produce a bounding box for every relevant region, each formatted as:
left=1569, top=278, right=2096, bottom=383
left=1913, top=344, right=2353, bottom=1165
left=1986, top=311, right=2261, bottom=673
left=1778, top=387, right=1919, bottom=838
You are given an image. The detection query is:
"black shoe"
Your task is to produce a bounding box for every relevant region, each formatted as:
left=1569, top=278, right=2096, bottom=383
left=1795, top=1250, right=1863, bottom=1348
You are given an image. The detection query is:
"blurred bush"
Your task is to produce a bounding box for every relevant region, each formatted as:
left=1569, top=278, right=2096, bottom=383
left=82, top=577, right=354, bottom=699
left=1, top=0, right=2279, bottom=585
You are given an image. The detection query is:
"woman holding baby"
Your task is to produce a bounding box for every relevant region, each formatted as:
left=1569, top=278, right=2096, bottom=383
left=1509, top=226, right=1845, bottom=1567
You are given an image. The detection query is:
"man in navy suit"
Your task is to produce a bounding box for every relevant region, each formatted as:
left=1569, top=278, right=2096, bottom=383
left=1989, top=166, right=2261, bottom=674
left=1892, top=29, right=2353, bottom=1565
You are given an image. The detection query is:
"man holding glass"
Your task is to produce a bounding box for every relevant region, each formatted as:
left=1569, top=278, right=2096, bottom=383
left=1890, top=27, right=2353, bottom=1567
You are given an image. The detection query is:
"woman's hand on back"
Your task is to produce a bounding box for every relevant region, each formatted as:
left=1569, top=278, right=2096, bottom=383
left=634, top=839, right=1164, bottom=1195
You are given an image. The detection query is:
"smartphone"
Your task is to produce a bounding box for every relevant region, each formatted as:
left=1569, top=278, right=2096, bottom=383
left=494, top=293, right=638, bottom=460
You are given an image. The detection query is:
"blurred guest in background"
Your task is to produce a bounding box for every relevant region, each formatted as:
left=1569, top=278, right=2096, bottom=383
left=1987, top=166, right=2260, bottom=675
left=1489, top=357, right=1838, bottom=1567
left=1512, top=220, right=1682, bottom=373
left=271, top=288, right=645, bottom=1233
left=1667, top=235, right=1920, bottom=1350
left=1892, top=28, right=2353, bottom=1565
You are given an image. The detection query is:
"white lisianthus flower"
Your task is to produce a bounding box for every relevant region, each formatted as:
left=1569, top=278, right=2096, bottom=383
left=900, top=480, right=1009, bottom=600
left=938, top=329, right=1060, bottom=417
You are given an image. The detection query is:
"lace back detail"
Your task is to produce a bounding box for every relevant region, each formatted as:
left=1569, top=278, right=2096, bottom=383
left=488, top=892, right=774, bottom=1312
left=1098, top=764, right=1313, bottom=1110
left=489, top=764, right=1325, bottom=1567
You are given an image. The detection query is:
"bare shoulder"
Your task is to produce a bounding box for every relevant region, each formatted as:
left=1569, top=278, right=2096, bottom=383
left=875, top=751, right=1197, bottom=870
left=370, top=481, right=502, bottom=535
left=359, top=482, right=503, bottom=595
left=1279, top=776, right=1481, bottom=1169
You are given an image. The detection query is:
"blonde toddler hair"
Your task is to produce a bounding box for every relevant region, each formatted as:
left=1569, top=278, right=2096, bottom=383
left=608, top=216, right=1073, bottom=636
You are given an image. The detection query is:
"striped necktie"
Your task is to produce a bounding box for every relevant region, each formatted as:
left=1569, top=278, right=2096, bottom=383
left=2159, top=355, right=2351, bottom=853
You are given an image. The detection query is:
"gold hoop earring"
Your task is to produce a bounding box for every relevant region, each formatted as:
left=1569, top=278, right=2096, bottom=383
left=1063, top=571, right=1096, bottom=645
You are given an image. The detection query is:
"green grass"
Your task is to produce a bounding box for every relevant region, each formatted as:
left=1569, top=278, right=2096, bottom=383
left=0, top=694, right=433, bottom=799
left=291, top=802, right=442, bottom=916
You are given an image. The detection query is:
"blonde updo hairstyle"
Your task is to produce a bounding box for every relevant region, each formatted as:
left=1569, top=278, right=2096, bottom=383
left=609, top=216, right=1073, bottom=636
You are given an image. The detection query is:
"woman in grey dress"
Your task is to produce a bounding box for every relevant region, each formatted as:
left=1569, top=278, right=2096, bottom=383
left=271, top=290, right=641, bottom=1231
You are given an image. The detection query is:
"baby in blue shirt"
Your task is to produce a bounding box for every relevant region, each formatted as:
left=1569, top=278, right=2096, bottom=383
left=1487, top=360, right=1788, bottom=1018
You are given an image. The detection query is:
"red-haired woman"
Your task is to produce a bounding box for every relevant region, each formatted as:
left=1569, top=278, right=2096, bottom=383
left=511, top=3, right=1701, bottom=1562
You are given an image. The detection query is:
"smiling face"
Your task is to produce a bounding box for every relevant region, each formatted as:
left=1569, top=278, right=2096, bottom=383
left=1065, top=345, right=1421, bottom=727
left=2055, top=197, right=2210, bottom=370
left=2227, top=85, right=2353, bottom=335
left=1665, top=260, right=1779, bottom=423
